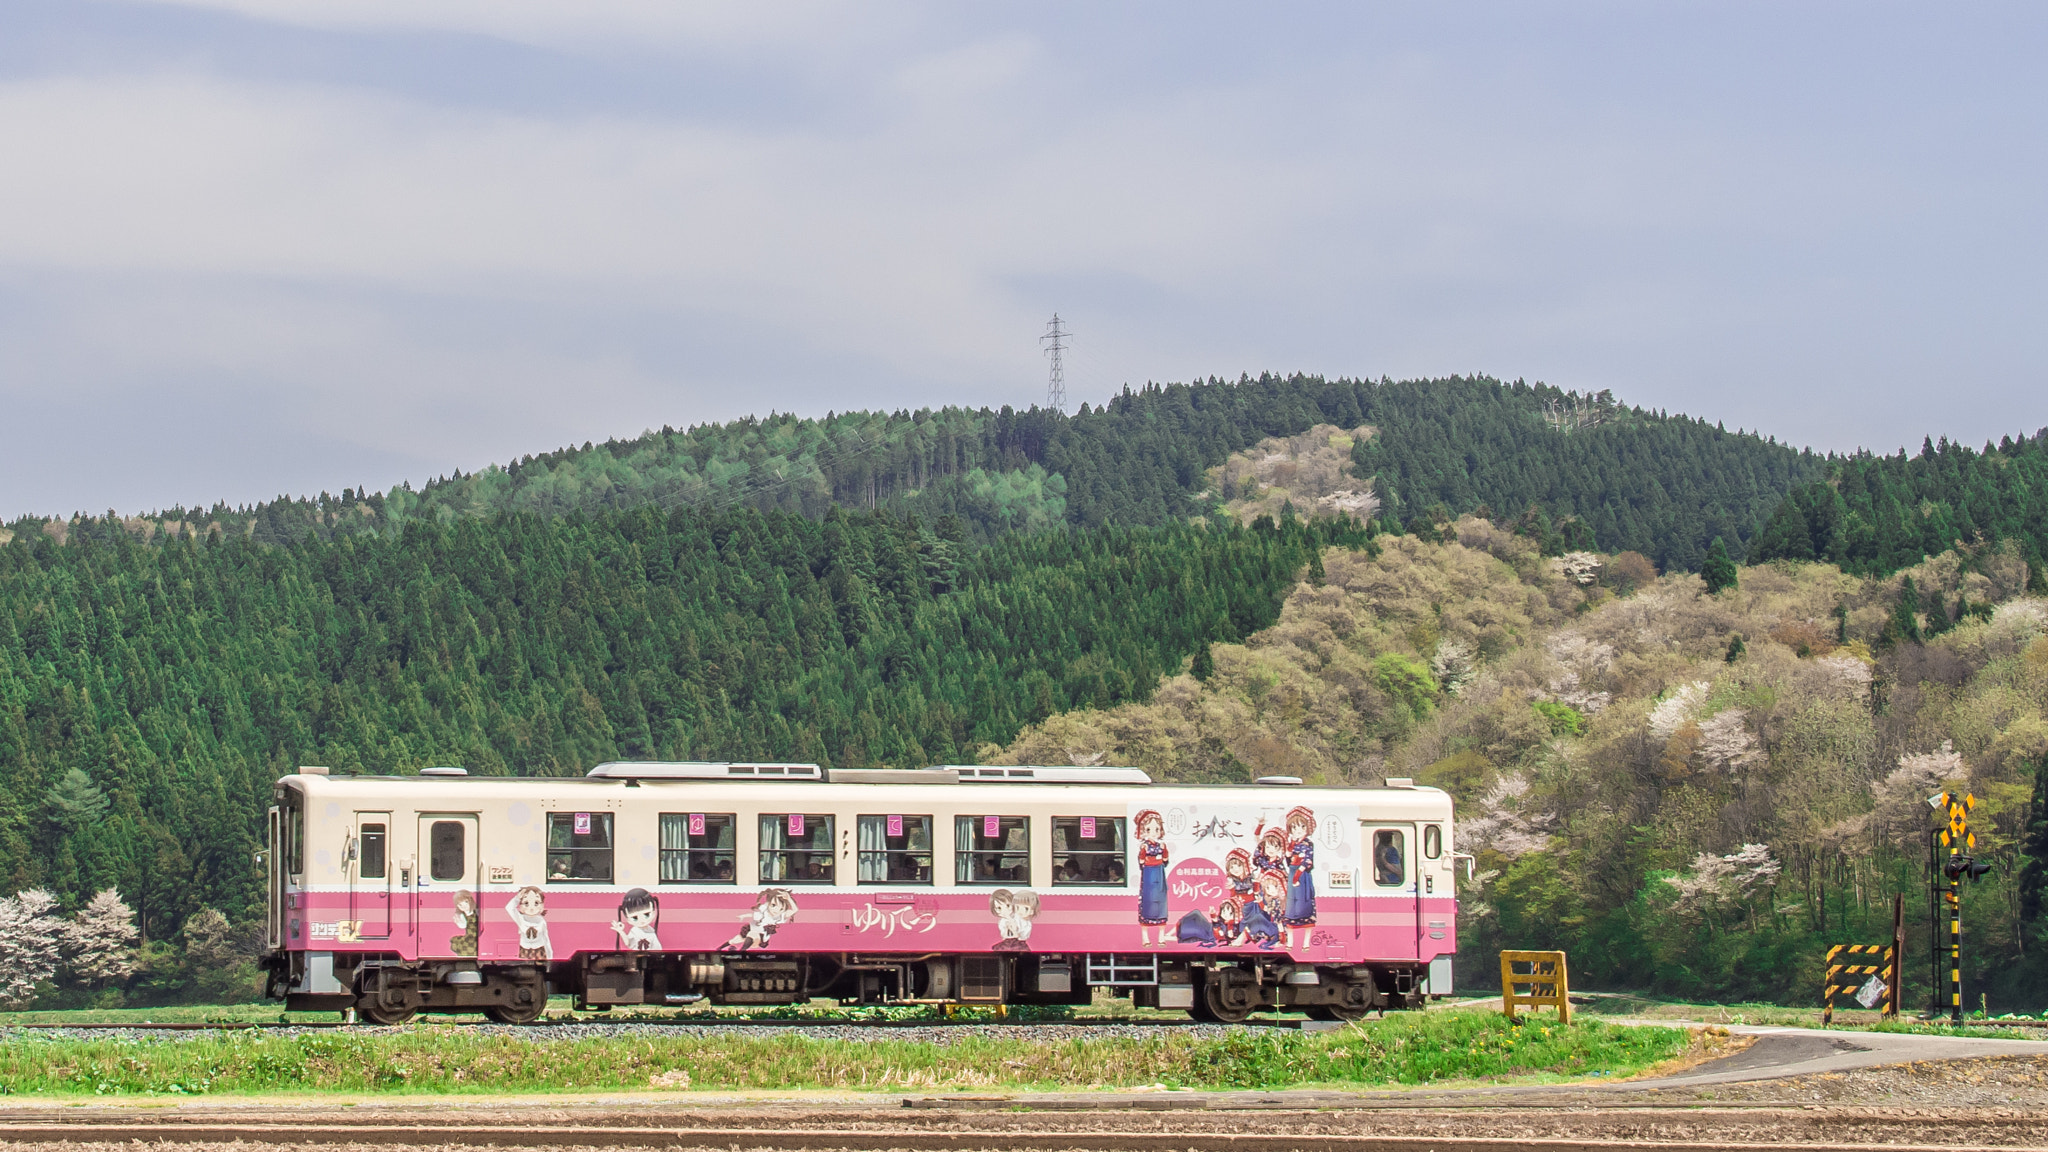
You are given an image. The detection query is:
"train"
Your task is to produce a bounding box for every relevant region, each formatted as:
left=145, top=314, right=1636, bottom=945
left=261, top=761, right=1459, bottom=1024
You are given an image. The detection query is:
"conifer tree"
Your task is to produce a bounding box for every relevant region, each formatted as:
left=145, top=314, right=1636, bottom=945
left=2023, top=756, right=2048, bottom=925
left=1884, top=575, right=1924, bottom=645
left=1702, top=537, right=1738, bottom=595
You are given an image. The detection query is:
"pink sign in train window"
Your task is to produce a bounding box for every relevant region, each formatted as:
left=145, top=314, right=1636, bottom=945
left=887, top=814, right=903, bottom=838
left=788, top=813, right=805, bottom=837
left=984, top=815, right=1001, bottom=839
left=689, top=813, right=706, bottom=837
left=573, top=812, right=591, bottom=835
left=1080, top=817, right=1098, bottom=839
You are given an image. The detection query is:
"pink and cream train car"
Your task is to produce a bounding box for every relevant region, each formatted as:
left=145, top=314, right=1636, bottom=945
left=263, top=762, right=1458, bottom=1023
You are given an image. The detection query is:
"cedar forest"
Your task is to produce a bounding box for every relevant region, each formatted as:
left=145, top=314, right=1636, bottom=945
left=4, top=373, right=2048, bottom=1009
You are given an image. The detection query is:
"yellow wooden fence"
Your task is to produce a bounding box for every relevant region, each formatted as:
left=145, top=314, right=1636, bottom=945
left=1500, top=950, right=1569, bottom=1023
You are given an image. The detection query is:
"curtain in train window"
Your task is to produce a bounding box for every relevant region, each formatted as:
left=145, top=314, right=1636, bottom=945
left=660, top=813, right=736, bottom=883
left=857, top=815, right=933, bottom=884
left=759, top=814, right=835, bottom=883
left=955, top=816, right=1030, bottom=883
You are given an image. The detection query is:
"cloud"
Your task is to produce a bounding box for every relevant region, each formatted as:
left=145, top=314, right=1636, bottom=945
left=122, top=0, right=860, bottom=55
left=2, top=4, right=2045, bottom=514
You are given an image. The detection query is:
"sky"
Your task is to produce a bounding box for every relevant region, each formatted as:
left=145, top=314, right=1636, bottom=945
left=2, top=1, right=2045, bottom=518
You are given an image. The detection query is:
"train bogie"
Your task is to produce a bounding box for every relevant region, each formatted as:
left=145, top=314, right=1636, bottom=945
left=262, top=762, right=1458, bottom=1021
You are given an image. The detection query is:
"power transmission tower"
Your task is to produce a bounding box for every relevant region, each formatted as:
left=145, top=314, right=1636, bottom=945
left=1041, top=314, right=1068, bottom=414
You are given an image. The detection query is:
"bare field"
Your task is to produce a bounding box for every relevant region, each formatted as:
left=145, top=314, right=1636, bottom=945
left=4, top=1055, right=2048, bottom=1150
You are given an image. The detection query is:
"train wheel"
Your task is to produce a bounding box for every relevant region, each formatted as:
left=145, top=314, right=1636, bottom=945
left=1305, top=1001, right=1371, bottom=1022
left=483, top=1001, right=544, bottom=1025
left=356, top=999, right=416, bottom=1026
left=1197, top=975, right=1253, bottom=1024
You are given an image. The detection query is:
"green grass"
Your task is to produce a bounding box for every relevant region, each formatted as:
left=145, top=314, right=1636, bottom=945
left=0, top=1003, right=326, bottom=1026
left=1565, top=992, right=2048, bottom=1040
left=0, top=1013, right=1697, bottom=1096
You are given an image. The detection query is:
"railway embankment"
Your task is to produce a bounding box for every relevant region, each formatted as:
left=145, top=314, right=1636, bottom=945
left=0, top=1012, right=1700, bottom=1097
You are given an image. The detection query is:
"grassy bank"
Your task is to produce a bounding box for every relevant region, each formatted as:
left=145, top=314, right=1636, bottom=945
left=0, top=1013, right=1697, bottom=1096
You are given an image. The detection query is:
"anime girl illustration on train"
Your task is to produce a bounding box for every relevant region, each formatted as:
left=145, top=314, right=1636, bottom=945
left=1134, top=809, right=1169, bottom=945
left=990, top=888, right=1039, bottom=951
left=1280, top=805, right=1318, bottom=947
left=724, top=888, right=798, bottom=951
left=1224, top=847, right=1256, bottom=903
left=612, top=888, right=662, bottom=951
left=449, top=890, right=480, bottom=957
left=1241, top=869, right=1285, bottom=949
left=505, top=886, right=552, bottom=960
left=1210, top=897, right=1245, bottom=947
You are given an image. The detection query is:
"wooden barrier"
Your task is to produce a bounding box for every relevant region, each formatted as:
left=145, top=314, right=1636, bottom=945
left=1822, top=942, right=1897, bottom=1024
left=1499, top=950, right=1569, bottom=1024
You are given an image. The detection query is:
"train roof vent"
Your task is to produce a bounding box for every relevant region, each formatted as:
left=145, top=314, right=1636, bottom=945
left=1255, top=775, right=1303, bottom=786
left=941, top=765, right=1153, bottom=785
left=419, top=766, right=467, bottom=777
left=586, top=761, right=823, bottom=781
left=1383, top=777, right=1416, bottom=789
left=827, top=768, right=961, bottom=784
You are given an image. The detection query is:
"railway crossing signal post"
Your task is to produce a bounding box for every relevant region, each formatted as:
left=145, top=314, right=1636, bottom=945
left=1931, top=790, right=1994, bottom=1024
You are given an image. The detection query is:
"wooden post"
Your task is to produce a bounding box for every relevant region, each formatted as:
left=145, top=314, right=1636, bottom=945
left=1889, top=893, right=1905, bottom=1020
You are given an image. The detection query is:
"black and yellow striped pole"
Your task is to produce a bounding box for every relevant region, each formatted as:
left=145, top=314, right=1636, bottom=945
left=1936, top=790, right=1975, bottom=1025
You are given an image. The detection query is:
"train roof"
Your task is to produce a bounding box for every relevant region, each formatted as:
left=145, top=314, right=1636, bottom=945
left=275, top=761, right=1449, bottom=808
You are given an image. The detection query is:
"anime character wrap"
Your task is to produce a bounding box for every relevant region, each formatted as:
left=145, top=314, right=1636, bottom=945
left=1281, top=807, right=1318, bottom=927
left=1135, top=809, right=1169, bottom=926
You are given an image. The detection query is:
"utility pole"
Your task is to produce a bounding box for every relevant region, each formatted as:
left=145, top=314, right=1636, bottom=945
left=1041, top=314, right=1068, bottom=414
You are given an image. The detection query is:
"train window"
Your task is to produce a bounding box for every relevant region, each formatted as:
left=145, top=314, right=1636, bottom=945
left=1051, top=817, right=1126, bottom=886
left=1423, top=824, right=1442, bottom=860
left=857, top=815, right=933, bottom=884
left=1372, top=830, right=1406, bottom=887
left=429, top=821, right=466, bottom=882
left=760, top=814, right=835, bottom=884
left=660, top=813, right=736, bottom=883
left=956, top=816, right=1030, bottom=884
left=358, top=823, right=387, bottom=879
left=546, top=812, right=614, bottom=882
left=282, top=790, right=304, bottom=877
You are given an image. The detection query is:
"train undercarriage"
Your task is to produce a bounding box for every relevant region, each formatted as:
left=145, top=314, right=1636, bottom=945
left=274, top=950, right=1428, bottom=1025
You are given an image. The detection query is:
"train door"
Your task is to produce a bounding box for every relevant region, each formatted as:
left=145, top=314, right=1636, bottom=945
left=349, top=812, right=392, bottom=939
left=415, top=814, right=479, bottom=959
left=266, top=806, right=282, bottom=950
left=1358, top=821, right=1421, bottom=961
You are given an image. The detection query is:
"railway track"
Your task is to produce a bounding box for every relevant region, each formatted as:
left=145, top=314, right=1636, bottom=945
left=0, top=1015, right=1299, bottom=1032
left=0, top=1123, right=2029, bottom=1152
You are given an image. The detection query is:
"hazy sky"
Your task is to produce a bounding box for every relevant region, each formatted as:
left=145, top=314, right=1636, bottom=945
left=3, top=2, right=2044, bottom=517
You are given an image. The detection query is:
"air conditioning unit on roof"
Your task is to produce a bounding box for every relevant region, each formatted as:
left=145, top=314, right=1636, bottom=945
left=586, top=761, right=823, bottom=781
left=940, top=765, right=1152, bottom=785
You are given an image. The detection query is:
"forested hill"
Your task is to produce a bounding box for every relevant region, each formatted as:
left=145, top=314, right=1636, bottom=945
left=0, top=504, right=1364, bottom=934
left=1748, top=432, right=2048, bottom=576
left=5, top=375, right=1822, bottom=572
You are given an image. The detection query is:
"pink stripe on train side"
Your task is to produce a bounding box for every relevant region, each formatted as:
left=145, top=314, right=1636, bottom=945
left=287, top=888, right=1454, bottom=963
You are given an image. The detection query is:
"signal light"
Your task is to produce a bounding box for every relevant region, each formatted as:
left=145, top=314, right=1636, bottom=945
left=1943, top=855, right=1994, bottom=882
